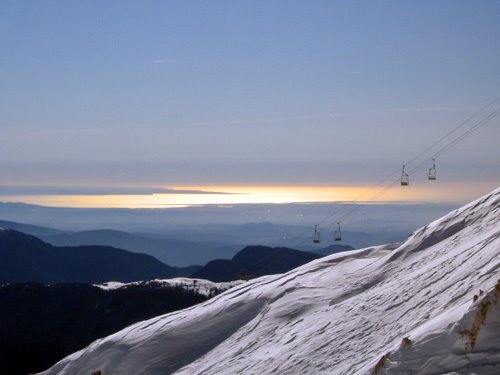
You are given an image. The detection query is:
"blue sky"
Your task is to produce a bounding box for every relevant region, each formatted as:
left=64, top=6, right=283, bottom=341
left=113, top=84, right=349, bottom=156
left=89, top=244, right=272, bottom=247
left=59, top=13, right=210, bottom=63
left=0, top=1, right=499, bottom=200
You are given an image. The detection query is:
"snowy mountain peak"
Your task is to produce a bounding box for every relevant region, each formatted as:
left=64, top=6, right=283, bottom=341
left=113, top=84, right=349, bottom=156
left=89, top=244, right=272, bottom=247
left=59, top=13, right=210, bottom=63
left=40, top=187, right=500, bottom=375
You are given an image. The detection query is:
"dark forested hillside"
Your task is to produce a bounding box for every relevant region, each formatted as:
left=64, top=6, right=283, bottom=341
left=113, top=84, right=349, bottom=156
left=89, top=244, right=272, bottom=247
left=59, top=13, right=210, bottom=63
left=0, top=282, right=212, bottom=375
left=193, top=245, right=323, bottom=282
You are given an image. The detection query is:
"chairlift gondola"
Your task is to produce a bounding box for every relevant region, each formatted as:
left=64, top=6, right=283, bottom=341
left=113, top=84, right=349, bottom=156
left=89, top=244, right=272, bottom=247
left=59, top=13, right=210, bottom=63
left=401, top=165, right=409, bottom=186
left=334, top=222, right=342, bottom=241
left=428, top=158, right=437, bottom=180
left=313, top=225, right=321, bottom=244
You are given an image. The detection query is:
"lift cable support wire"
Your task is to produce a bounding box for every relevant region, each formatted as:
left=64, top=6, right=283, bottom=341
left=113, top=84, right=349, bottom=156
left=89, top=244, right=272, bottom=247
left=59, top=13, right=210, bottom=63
left=297, top=96, right=500, bottom=247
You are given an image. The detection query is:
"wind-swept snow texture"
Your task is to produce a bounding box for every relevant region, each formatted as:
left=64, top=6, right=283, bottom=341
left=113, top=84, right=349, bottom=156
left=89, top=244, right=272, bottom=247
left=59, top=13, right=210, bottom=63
left=41, top=188, right=500, bottom=375
left=94, top=278, right=243, bottom=296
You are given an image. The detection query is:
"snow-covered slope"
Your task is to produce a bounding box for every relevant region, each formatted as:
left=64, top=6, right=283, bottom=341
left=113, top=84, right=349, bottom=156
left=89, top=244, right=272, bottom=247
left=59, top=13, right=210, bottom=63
left=94, top=278, right=243, bottom=296
left=40, top=187, right=500, bottom=375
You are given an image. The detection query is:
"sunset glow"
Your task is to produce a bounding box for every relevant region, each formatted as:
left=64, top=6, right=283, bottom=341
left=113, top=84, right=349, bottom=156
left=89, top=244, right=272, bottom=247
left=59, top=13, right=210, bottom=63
left=0, top=183, right=492, bottom=208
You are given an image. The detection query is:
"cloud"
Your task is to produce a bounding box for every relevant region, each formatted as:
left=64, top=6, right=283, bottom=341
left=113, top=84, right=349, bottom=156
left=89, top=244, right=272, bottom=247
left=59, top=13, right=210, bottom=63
left=152, top=59, right=175, bottom=63
left=0, top=186, right=239, bottom=196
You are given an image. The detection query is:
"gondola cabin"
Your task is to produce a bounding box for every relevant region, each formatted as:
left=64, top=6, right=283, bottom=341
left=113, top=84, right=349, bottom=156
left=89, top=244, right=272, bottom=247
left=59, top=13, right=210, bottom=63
left=334, top=222, right=342, bottom=241
left=428, top=159, right=437, bottom=180
left=401, top=165, right=409, bottom=186
left=313, top=225, right=321, bottom=244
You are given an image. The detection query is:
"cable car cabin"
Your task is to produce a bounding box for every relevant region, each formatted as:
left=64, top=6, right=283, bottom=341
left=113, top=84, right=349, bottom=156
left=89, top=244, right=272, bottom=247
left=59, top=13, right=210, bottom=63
left=428, top=168, right=436, bottom=180
left=401, top=165, right=409, bottom=186
left=313, top=225, right=321, bottom=244
left=334, top=222, right=342, bottom=241
left=428, top=158, right=437, bottom=180
left=401, top=174, right=409, bottom=186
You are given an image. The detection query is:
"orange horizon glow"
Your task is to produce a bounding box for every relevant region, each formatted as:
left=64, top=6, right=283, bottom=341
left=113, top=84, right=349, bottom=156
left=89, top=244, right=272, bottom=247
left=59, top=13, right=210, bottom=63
left=0, top=182, right=496, bottom=208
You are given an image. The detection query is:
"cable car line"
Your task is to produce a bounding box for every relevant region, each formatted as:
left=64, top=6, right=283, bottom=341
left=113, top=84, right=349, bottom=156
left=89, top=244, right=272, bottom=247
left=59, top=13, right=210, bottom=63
left=331, top=101, right=500, bottom=235
left=406, top=105, right=500, bottom=177
left=311, top=97, right=500, bottom=234
left=269, top=95, right=497, bottom=263
left=402, top=96, right=500, bottom=171
left=304, top=97, right=500, bottom=246
left=315, top=166, right=402, bottom=228
left=335, top=102, right=500, bottom=227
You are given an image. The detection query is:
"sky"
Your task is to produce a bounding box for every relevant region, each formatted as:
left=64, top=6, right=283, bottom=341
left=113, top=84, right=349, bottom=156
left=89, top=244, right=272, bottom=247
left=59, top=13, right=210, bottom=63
left=1, top=1, right=499, bottom=207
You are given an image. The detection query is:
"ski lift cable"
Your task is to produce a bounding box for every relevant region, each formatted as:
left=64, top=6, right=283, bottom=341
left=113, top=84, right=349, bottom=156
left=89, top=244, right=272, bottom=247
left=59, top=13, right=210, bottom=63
left=333, top=103, right=500, bottom=227
left=304, top=103, right=500, bottom=250
left=407, top=106, right=500, bottom=176
left=285, top=173, right=402, bottom=250
left=285, top=97, right=500, bottom=249
left=335, top=178, right=400, bottom=224
left=432, top=107, right=500, bottom=159
left=303, top=168, right=401, bottom=249
left=402, top=96, right=500, bottom=170
left=292, top=101, right=500, bottom=251
left=317, top=97, right=500, bottom=229
left=315, top=166, right=402, bottom=227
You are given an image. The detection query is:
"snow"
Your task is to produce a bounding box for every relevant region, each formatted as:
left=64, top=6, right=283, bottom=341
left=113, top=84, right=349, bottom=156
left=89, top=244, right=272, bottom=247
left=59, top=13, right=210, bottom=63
left=39, top=187, right=500, bottom=375
left=94, top=278, right=243, bottom=297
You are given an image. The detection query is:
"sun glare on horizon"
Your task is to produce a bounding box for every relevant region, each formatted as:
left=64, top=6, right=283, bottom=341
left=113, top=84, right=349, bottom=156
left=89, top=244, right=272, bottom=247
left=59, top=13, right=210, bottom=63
left=0, top=183, right=494, bottom=208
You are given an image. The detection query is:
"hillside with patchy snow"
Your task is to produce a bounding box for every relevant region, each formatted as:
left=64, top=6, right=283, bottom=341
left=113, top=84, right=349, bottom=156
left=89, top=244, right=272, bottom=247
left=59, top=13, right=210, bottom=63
left=40, top=187, right=500, bottom=375
left=95, top=278, right=243, bottom=296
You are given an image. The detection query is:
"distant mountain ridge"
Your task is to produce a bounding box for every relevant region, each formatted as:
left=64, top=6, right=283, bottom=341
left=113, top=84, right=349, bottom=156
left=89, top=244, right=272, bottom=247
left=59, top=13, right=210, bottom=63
left=0, top=219, right=397, bottom=266
left=193, top=246, right=323, bottom=282
left=0, top=229, right=199, bottom=283
left=0, top=219, right=242, bottom=267
left=39, top=228, right=240, bottom=266
left=0, top=219, right=65, bottom=237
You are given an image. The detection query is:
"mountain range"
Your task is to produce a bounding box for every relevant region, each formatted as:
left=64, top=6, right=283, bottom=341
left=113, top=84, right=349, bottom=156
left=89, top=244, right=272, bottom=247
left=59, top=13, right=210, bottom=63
left=193, top=246, right=324, bottom=282
left=0, top=229, right=199, bottom=283
left=0, top=220, right=240, bottom=266
left=1, top=228, right=342, bottom=284
left=1, top=202, right=441, bottom=265
left=1, top=218, right=359, bottom=267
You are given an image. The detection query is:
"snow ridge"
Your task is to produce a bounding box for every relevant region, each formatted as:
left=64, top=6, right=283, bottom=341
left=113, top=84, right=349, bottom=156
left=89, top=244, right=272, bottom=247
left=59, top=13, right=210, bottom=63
left=94, top=278, right=243, bottom=297
left=40, top=187, right=500, bottom=375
